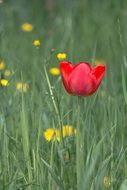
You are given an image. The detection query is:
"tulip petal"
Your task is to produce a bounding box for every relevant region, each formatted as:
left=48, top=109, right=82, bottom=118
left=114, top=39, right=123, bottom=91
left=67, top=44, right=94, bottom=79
left=89, top=65, right=106, bottom=94
left=68, top=63, right=93, bottom=96
left=92, top=65, right=106, bottom=85
left=60, top=61, right=74, bottom=94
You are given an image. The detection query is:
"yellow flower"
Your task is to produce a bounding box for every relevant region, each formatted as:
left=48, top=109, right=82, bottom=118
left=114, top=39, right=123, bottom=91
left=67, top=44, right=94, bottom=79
left=49, top=67, right=60, bottom=76
left=0, top=79, right=9, bottom=87
left=33, top=39, right=40, bottom=47
left=103, top=176, right=111, bottom=188
left=0, top=60, right=5, bottom=70
left=43, top=128, right=60, bottom=142
left=95, top=59, right=105, bottom=66
left=62, top=125, right=76, bottom=137
left=73, top=128, right=76, bottom=134
left=4, top=69, right=11, bottom=77
left=16, top=82, right=29, bottom=93
left=21, top=23, right=33, bottom=32
left=57, top=53, right=67, bottom=61
left=43, top=126, right=76, bottom=142
left=43, top=128, right=55, bottom=142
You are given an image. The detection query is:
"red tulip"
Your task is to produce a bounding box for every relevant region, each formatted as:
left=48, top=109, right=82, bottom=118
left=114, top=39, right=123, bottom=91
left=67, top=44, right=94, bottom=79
left=60, top=61, right=106, bottom=96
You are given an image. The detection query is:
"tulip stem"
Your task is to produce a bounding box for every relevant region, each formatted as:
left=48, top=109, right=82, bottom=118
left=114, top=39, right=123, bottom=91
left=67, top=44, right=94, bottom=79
left=76, top=96, right=83, bottom=190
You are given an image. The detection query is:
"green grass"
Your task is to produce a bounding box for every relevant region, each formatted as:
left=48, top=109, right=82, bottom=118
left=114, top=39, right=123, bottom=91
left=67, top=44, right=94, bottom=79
left=0, top=0, right=127, bottom=189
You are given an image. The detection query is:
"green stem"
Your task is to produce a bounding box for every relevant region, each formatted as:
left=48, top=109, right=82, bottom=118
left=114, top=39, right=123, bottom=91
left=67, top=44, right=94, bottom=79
left=44, top=65, right=64, bottom=147
left=49, top=141, right=55, bottom=190
left=76, top=96, right=82, bottom=190
left=110, top=128, right=114, bottom=190
left=57, top=102, right=64, bottom=147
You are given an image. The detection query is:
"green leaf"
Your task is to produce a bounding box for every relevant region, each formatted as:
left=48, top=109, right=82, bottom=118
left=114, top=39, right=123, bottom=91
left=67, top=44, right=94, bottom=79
left=119, top=179, right=127, bottom=190
left=41, top=158, right=65, bottom=190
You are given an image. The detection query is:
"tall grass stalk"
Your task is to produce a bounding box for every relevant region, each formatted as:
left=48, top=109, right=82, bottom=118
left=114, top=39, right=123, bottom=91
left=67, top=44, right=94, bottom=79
left=44, top=65, right=64, bottom=147
left=20, top=92, right=32, bottom=189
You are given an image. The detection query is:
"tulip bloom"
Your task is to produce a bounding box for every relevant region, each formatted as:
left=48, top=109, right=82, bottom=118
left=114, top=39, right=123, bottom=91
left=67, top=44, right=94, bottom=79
left=60, top=61, right=106, bottom=96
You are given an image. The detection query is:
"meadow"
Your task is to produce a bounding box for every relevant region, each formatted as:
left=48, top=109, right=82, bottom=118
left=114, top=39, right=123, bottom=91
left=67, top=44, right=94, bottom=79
left=0, top=0, right=127, bottom=189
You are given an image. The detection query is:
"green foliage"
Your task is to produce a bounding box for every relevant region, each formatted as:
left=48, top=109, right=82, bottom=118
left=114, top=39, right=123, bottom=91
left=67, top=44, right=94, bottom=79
left=0, top=0, right=127, bottom=189
left=120, top=179, right=127, bottom=190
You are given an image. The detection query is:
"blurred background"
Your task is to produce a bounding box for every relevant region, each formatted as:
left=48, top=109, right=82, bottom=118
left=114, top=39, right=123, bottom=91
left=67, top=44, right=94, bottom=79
left=0, top=0, right=127, bottom=86
left=1, top=0, right=127, bottom=59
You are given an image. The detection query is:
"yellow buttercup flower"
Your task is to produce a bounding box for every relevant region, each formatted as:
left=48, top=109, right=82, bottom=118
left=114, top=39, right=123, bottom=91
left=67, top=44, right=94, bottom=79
left=103, top=176, right=111, bottom=188
left=16, top=82, right=29, bottom=93
left=43, top=128, right=60, bottom=142
left=0, top=60, right=5, bottom=70
left=21, top=23, right=33, bottom=32
left=49, top=67, right=60, bottom=76
left=57, top=53, right=67, bottom=61
left=33, top=39, right=40, bottom=47
left=62, top=125, right=76, bottom=137
left=43, top=125, right=76, bottom=142
left=95, top=59, right=105, bottom=66
left=43, top=128, right=55, bottom=142
left=73, top=129, right=76, bottom=135
left=0, top=79, right=9, bottom=87
left=16, top=83, right=22, bottom=90
left=4, top=69, right=11, bottom=77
